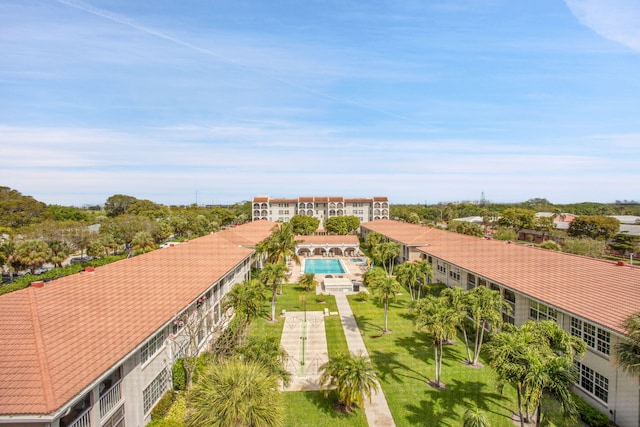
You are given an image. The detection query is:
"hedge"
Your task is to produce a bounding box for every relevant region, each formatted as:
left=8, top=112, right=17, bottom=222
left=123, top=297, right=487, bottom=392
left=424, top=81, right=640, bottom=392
left=150, top=390, right=175, bottom=421
left=571, top=392, right=610, bottom=427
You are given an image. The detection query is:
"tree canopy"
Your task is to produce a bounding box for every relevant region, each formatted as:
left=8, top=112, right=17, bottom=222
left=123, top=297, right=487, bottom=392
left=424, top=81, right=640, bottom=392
left=567, top=216, right=620, bottom=240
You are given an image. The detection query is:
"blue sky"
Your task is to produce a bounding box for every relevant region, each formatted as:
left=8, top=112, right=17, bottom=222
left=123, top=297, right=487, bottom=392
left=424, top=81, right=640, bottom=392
left=1, top=0, right=639, bottom=206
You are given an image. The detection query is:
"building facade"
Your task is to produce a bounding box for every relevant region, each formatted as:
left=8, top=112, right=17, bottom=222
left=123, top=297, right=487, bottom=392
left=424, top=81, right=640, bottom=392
left=0, top=221, right=276, bottom=427
left=252, top=196, right=389, bottom=224
left=361, top=219, right=640, bottom=427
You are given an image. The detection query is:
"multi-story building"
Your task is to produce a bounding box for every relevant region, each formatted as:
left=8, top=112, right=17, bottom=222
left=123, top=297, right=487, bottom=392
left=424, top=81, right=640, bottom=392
left=0, top=220, right=276, bottom=427
left=252, top=196, right=389, bottom=224
left=360, top=219, right=640, bottom=427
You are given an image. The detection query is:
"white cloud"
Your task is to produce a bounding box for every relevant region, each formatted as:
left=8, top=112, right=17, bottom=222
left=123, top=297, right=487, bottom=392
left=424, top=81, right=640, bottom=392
left=564, top=0, right=640, bottom=51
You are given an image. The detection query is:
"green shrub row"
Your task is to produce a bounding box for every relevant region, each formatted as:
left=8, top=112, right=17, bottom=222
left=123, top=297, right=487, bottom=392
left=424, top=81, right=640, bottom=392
left=571, top=392, right=610, bottom=427
left=172, top=359, right=186, bottom=391
left=151, top=390, right=175, bottom=421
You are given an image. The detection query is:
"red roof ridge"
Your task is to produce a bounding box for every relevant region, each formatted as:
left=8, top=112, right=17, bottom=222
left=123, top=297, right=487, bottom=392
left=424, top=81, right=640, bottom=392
left=28, top=287, right=56, bottom=411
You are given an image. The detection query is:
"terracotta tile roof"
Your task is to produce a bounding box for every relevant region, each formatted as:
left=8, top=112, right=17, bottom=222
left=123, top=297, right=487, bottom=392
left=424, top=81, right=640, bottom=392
left=0, top=221, right=276, bottom=416
left=362, top=220, right=640, bottom=336
left=344, top=198, right=372, bottom=203
left=327, top=197, right=344, bottom=202
left=253, top=196, right=268, bottom=203
left=268, top=198, right=297, bottom=203
left=298, top=197, right=314, bottom=202
left=372, top=196, right=388, bottom=202
left=295, top=235, right=360, bottom=245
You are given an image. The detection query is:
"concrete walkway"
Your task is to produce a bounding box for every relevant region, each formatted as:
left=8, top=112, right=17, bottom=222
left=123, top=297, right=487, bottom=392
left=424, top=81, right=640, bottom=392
left=333, top=291, right=396, bottom=427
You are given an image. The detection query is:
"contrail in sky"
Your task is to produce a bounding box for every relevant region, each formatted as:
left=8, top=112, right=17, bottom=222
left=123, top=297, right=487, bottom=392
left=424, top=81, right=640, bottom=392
left=55, top=0, right=430, bottom=128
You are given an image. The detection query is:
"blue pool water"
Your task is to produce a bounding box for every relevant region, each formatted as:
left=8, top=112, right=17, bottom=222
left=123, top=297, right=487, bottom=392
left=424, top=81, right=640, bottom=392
left=304, top=259, right=346, bottom=274
left=350, top=258, right=366, bottom=264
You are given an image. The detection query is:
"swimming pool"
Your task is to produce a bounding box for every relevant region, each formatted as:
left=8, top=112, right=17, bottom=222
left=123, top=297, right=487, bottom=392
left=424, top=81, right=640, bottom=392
left=350, top=258, right=366, bottom=264
left=303, top=259, right=347, bottom=274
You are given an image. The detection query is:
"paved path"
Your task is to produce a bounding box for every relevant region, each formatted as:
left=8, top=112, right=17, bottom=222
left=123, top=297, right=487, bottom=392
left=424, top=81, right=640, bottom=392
left=333, top=292, right=396, bottom=427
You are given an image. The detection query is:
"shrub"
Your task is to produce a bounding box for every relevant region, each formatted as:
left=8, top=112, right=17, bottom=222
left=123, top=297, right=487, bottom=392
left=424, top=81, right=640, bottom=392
left=316, top=294, right=326, bottom=303
left=172, top=359, right=186, bottom=391
left=151, top=390, right=175, bottom=421
left=571, top=393, right=610, bottom=427
left=145, top=419, right=182, bottom=427
left=355, top=291, right=368, bottom=302
left=165, top=393, right=187, bottom=424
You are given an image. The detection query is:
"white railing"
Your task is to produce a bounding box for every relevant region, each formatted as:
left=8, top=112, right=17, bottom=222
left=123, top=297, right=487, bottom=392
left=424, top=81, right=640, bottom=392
left=69, top=408, right=91, bottom=427
left=99, top=380, right=122, bottom=419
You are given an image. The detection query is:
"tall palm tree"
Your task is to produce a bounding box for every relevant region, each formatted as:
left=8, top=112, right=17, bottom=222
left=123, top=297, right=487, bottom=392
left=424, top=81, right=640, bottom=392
left=256, top=223, right=300, bottom=265
left=259, top=262, right=289, bottom=322
left=319, top=352, right=379, bottom=412
left=485, top=321, right=585, bottom=427
left=371, top=241, right=400, bottom=276
left=394, top=261, right=420, bottom=300
left=367, top=273, right=402, bottom=333
left=415, top=259, right=434, bottom=300
left=224, top=279, right=267, bottom=328
left=465, top=286, right=508, bottom=366
left=47, top=240, right=70, bottom=268
left=187, top=359, right=284, bottom=427
left=615, top=312, right=640, bottom=377
left=414, top=295, right=461, bottom=388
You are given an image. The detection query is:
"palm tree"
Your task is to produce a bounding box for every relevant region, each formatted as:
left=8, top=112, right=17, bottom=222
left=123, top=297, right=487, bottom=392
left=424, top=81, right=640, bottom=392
left=415, top=259, right=433, bottom=300
left=297, top=272, right=317, bottom=292
left=394, top=262, right=420, bottom=300
left=319, top=352, right=379, bottom=412
left=187, top=359, right=284, bottom=427
left=47, top=240, right=70, bottom=268
left=463, top=405, right=490, bottom=427
left=485, top=321, right=586, bottom=427
left=237, top=335, right=291, bottom=387
left=224, top=279, right=267, bottom=328
left=259, top=262, right=289, bottom=321
left=13, top=240, right=52, bottom=273
left=465, top=286, right=508, bottom=366
left=371, top=241, right=400, bottom=276
left=256, top=222, right=300, bottom=265
left=367, top=273, right=402, bottom=333
left=414, top=295, right=461, bottom=388
left=131, top=231, right=154, bottom=253
left=615, top=312, right=640, bottom=377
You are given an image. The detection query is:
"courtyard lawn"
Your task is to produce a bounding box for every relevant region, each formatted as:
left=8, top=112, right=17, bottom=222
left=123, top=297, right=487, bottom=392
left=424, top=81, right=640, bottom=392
left=348, top=291, right=519, bottom=427
left=250, top=283, right=350, bottom=357
left=283, top=391, right=368, bottom=427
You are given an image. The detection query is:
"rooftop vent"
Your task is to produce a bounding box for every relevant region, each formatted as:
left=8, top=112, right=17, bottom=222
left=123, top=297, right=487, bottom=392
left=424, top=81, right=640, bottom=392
left=30, top=280, right=45, bottom=288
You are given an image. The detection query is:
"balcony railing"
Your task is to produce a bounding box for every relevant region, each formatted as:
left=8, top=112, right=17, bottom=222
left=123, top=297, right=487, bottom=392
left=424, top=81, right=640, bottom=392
left=99, top=379, right=122, bottom=419
left=69, top=408, right=91, bottom=427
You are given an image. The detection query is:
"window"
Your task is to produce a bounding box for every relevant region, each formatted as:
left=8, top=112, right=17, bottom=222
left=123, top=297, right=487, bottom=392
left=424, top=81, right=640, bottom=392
left=437, top=263, right=446, bottom=274
left=102, top=404, right=125, bottom=427
left=143, top=368, right=170, bottom=414
left=529, top=301, right=558, bottom=322
left=571, top=318, right=610, bottom=355
left=140, top=330, right=165, bottom=364
left=467, top=273, right=476, bottom=289
left=449, top=269, right=460, bottom=281
left=503, top=289, right=516, bottom=325
left=576, top=362, right=608, bottom=403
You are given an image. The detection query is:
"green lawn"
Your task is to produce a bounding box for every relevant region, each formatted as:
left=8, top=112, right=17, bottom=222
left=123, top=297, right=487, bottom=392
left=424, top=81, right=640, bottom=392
left=347, top=291, right=519, bottom=427
left=283, top=391, right=368, bottom=427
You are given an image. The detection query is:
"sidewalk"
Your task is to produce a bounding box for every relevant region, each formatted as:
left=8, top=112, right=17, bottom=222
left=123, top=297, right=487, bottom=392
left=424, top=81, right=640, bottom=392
left=333, top=292, right=396, bottom=427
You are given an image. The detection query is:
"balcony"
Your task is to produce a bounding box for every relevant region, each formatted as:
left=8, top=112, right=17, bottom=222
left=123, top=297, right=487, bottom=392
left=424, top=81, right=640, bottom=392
left=99, top=379, right=122, bottom=419
left=68, top=408, right=90, bottom=427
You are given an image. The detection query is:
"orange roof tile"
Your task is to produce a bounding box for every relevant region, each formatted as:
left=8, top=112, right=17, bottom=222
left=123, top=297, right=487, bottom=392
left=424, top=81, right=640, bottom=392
left=0, top=221, right=276, bottom=416
left=362, top=220, right=640, bottom=336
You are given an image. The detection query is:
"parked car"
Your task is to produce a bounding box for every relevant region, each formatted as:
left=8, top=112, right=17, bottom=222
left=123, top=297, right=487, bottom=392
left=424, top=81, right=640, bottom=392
left=70, top=256, right=93, bottom=264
